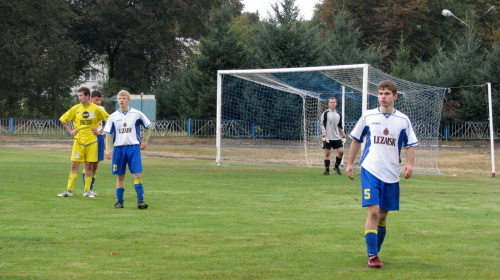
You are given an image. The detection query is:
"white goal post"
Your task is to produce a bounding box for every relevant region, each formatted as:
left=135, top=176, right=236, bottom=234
left=216, top=64, right=447, bottom=175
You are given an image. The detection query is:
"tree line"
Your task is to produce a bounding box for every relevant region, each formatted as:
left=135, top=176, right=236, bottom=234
left=1, top=0, right=498, bottom=125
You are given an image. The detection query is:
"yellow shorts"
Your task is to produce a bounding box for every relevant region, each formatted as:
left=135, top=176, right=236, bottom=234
left=70, top=140, right=98, bottom=163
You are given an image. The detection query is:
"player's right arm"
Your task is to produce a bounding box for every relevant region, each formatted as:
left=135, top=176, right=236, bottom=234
left=346, top=139, right=361, bottom=179
left=61, top=122, right=77, bottom=135
left=320, top=111, right=327, bottom=136
left=59, top=106, right=78, bottom=135
left=105, top=134, right=114, bottom=160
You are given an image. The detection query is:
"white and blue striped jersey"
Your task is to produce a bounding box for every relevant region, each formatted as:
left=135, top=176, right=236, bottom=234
left=103, top=107, right=152, bottom=147
left=349, top=107, right=418, bottom=183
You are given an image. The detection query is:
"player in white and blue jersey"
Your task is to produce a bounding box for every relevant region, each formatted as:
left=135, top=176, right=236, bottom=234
left=346, top=80, right=418, bottom=268
left=103, top=90, right=152, bottom=209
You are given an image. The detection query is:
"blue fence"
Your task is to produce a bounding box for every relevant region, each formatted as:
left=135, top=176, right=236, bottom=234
left=0, top=118, right=498, bottom=140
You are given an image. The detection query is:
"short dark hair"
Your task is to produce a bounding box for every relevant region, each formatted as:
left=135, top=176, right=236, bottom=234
left=328, top=97, right=337, bottom=102
left=77, top=87, right=91, bottom=96
left=91, top=90, right=102, bottom=98
left=377, top=80, right=397, bottom=94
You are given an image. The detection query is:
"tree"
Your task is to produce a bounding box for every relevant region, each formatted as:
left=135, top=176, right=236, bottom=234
left=67, top=0, right=237, bottom=96
left=156, top=4, right=253, bottom=119
left=484, top=44, right=500, bottom=126
left=321, top=9, right=387, bottom=68
left=252, top=0, right=323, bottom=68
left=67, top=0, right=182, bottom=94
left=412, top=12, right=489, bottom=122
left=315, top=0, right=451, bottom=66
left=0, top=0, right=81, bottom=118
left=390, top=36, right=413, bottom=80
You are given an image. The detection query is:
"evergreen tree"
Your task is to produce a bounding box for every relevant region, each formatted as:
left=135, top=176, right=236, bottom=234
left=484, top=44, right=500, bottom=126
left=157, top=4, right=252, bottom=119
left=390, top=36, right=413, bottom=80
left=412, top=10, right=488, bottom=122
left=321, top=9, right=387, bottom=68
left=253, top=0, right=322, bottom=68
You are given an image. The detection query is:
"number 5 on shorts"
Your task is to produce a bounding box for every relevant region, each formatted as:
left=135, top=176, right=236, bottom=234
left=364, top=188, right=370, bottom=199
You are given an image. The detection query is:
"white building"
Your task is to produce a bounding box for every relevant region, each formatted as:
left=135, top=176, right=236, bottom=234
left=72, top=61, right=107, bottom=94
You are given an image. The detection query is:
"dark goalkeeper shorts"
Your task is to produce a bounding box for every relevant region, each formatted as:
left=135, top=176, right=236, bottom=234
left=323, top=139, right=343, bottom=150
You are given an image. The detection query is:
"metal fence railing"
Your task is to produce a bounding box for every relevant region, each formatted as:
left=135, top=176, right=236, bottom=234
left=1, top=118, right=499, bottom=140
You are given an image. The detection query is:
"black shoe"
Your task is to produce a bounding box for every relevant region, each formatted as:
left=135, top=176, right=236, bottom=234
left=323, top=171, right=330, bottom=175
left=138, top=201, right=148, bottom=209
left=334, top=167, right=342, bottom=175
left=114, top=202, right=124, bottom=209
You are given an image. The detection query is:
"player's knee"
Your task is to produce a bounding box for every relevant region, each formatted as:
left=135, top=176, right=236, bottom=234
left=378, top=211, right=388, bottom=222
left=368, top=212, right=379, bottom=221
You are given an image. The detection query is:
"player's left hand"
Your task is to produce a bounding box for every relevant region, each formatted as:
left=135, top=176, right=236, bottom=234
left=140, top=143, right=147, bottom=150
left=341, top=136, right=346, bottom=144
left=346, top=164, right=355, bottom=179
left=404, top=165, right=413, bottom=179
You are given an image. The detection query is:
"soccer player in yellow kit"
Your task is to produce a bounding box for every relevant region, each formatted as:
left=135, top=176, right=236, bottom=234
left=57, top=87, right=109, bottom=198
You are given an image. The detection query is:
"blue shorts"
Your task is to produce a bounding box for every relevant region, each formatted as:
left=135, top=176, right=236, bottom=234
left=97, top=135, right=105, bottom=161
left=111, top=145, right=142, bottom=175
left=361, top=168, right=400, bottom=211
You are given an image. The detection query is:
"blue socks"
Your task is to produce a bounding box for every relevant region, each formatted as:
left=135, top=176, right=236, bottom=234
left=116, top=179, right=144, bottom=204
left=134, top=180, right=144, bottom=202
left=116, top=187, right=125, bottom=203
left=366, top=222, right=387, bottom=257
left=377, top=222, right=387, bottom=253
left=365, top=230, right=378, bottom=256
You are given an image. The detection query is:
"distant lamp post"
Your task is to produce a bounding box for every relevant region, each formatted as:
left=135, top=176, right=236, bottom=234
left=442, top=6, right=496, bottom=28
left=442, top=6, right=497, bottom=177
left=441, top=9, right=469, bottom=26
left=441, top=6, right=496, bottom=49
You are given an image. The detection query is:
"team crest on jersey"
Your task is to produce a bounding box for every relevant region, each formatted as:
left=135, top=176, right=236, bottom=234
left=383, top=128, right=389, bottom=135
left=89, top=112, right=95, bottom=119
left=118, top=122, right=132, bottom=134
left=82, top=111, right=89, bottom=119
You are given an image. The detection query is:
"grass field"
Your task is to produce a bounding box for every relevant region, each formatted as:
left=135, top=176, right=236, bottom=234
left=0, top=137, right=499, bottom=279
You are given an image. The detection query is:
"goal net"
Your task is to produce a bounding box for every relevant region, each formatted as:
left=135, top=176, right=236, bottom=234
left=216, top=64, right=446, bottom=175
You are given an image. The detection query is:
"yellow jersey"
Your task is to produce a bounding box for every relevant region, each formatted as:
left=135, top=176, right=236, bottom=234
left=60, top=103, right=109, bottom=145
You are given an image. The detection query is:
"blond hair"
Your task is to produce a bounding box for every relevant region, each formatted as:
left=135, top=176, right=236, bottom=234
left=117, top=90, right=131, bottom=100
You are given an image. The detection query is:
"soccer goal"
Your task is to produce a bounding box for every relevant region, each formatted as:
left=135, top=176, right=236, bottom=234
left=216, top=64, right=447, bottom=175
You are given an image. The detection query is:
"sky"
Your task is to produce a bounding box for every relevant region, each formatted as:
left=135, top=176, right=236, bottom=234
left=241, top=0, right=319, bottom=20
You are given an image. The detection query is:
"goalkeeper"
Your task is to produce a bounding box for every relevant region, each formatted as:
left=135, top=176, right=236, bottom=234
left=103, top=90, right=152, bottom=209
left=320, top=97, right=346, bottom=175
